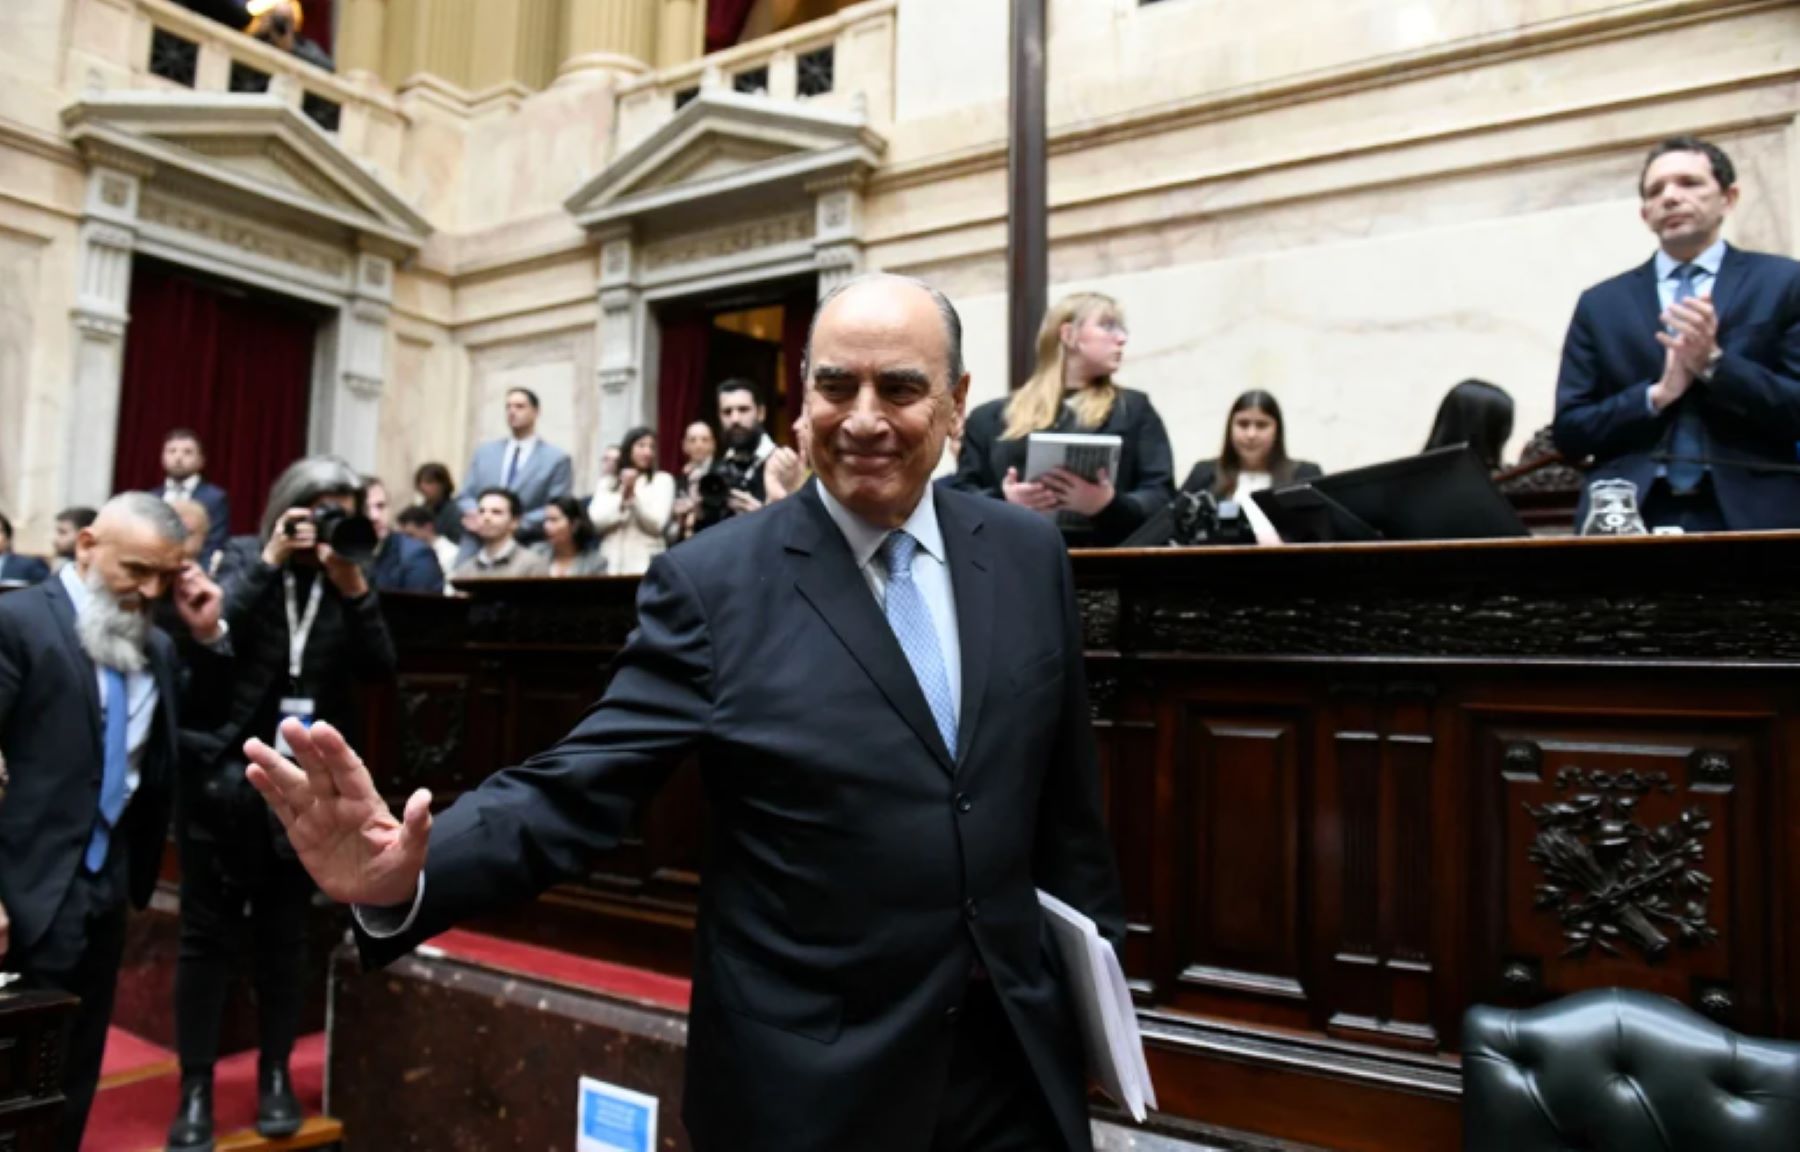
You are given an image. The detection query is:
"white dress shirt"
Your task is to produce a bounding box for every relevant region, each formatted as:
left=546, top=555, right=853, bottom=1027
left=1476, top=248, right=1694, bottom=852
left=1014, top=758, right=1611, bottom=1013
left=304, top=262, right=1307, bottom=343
left=59, top=565, right=158, bottom=803
left=501, top=436, right=538, bottom=486
left=162, top=474, right=201, bottom=502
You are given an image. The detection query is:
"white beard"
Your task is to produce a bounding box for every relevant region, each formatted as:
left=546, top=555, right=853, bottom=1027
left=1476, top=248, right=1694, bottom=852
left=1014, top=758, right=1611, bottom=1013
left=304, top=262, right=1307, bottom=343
left=77, top=569, right=149, bottom=674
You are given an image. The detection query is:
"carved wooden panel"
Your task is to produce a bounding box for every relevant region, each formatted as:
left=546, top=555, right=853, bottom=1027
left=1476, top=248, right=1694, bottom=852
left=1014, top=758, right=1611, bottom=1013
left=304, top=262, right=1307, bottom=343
left=1165, top=702, right=1308, bottom=1028
left=1472, top=716, right=1767, bottom=1032
left=1317, top=684, right=1439, bottom=1049
left=1093, top=667, right=1160, bottom=996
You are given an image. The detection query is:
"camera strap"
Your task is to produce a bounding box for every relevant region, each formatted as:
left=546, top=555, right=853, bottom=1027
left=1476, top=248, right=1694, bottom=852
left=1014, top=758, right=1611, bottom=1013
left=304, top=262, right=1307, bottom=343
left=282, top=571, right=324, bottom=684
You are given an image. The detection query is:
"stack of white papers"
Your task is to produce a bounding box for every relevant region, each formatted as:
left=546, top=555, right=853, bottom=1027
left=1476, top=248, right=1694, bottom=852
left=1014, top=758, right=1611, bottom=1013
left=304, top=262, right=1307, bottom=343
left=1036, top=889, right=1158, bottom=1122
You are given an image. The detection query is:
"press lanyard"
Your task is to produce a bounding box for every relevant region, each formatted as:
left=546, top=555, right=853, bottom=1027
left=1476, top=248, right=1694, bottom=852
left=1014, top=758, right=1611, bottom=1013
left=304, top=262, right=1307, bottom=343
left=282, top=571, right=324, bottom=687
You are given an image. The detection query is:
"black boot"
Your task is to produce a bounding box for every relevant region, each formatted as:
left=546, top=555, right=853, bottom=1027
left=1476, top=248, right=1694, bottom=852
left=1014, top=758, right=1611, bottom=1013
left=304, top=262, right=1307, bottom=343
left=256, top=1061, right=303, bottom=1138
left=166, top=1070, right=214, bottom=1152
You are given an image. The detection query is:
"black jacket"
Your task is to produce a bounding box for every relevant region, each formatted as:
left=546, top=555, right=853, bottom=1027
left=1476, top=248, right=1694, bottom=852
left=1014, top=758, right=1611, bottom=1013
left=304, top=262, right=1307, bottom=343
left=361, top=482, right=1125, bottom=1152
left=0, top=578, right=231, bottom=952
left=952, top=387, right=1175, bottom=546
left=1182, top=458, right=1325, bottom=497
left=368, top=533, right=444, bottom=595
left=182, top=538, right=396, bottom=846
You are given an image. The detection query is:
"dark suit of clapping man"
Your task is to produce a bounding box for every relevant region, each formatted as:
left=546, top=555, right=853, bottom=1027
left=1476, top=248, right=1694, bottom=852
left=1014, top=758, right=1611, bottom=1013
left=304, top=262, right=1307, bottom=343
left=245, top=275, right=1127, bottom=1152
left=1553, top=136, right=1800, bottom=531
left=0, top=494, right=229, bottom=1152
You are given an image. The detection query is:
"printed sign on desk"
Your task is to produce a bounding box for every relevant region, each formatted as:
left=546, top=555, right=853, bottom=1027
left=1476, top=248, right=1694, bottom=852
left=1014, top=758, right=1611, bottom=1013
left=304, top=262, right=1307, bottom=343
left=577, top=1077, right=658, bottom=1152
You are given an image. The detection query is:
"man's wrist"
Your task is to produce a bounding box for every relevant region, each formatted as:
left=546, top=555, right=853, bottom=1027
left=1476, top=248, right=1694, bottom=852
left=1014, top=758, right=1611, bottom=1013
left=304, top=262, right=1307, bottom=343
left=193, top=618, right=229, bottom=647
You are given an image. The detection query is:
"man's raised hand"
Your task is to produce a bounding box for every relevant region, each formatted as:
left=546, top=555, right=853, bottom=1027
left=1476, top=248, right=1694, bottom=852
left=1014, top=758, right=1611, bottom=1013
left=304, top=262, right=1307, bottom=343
left=244, top=719, right=432, bottom=909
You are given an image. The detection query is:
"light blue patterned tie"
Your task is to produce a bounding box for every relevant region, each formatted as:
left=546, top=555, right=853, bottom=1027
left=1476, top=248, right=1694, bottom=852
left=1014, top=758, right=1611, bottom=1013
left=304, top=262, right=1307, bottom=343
left=1666, top=263, right=1707, bottom=492
left=85, top=667, right=130, bottom=873
left=880, top=531, right=958, bottom=758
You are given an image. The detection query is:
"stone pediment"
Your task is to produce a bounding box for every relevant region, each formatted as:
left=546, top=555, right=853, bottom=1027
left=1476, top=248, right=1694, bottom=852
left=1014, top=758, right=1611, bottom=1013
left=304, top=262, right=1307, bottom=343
left=564, top=90, right=885, bottom=232
left=61, top=93, right=430, bottom=258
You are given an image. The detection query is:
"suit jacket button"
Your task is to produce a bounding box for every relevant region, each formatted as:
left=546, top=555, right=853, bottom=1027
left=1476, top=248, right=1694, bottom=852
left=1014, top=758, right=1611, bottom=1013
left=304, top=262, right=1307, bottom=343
left=944, top=1004, right=961, bottom=1024
left=963, top=898, right=979, bottom=921
left=955, top=794, right=973, bottom=814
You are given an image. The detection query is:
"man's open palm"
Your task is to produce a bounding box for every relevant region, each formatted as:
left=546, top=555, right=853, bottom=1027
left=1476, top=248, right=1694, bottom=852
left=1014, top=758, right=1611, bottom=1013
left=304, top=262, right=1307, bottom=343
left=245, top=719, right=432, bottom=909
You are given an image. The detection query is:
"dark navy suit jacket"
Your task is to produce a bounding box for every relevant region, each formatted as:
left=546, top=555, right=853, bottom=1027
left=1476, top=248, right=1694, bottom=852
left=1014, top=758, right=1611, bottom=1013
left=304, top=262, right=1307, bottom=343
left=0, top=553, right=50, bottom=585
left=361, top=481, right=1125, bottom=1152
left=1553, top=244, right=1800, bottom=529
left=368, top=533, right=444, bottom=595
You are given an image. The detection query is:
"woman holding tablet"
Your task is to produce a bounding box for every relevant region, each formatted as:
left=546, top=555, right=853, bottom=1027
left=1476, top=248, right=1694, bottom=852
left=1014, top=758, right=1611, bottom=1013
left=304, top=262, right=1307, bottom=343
left=953, top=291, right=1175, bottom=547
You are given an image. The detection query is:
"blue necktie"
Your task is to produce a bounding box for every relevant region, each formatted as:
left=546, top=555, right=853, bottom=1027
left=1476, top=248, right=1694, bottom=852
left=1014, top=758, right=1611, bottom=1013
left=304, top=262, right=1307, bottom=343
left=1666, top=264, right=1707, bottom=492
left=503, top=445, right=520, bottom=491
left=880, top=531, right=958, bottom=758
left=85, top=667, right=130, bottom=873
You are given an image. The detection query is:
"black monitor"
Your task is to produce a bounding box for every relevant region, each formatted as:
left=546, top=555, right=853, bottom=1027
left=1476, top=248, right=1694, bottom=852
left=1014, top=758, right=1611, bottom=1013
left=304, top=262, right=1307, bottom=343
left=1252, top=444, right=1528, bottom=543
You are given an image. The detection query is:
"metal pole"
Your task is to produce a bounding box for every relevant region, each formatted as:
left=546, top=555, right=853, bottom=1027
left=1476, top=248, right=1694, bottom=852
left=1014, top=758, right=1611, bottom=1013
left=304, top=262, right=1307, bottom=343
left=1007, top=0, right=1047, bottom=390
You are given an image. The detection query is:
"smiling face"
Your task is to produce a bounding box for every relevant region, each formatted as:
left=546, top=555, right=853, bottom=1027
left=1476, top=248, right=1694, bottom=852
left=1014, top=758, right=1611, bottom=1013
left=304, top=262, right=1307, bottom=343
left=1640, top=149, right=1737, bottom=259
left=805, top=279, right=968, bottom=529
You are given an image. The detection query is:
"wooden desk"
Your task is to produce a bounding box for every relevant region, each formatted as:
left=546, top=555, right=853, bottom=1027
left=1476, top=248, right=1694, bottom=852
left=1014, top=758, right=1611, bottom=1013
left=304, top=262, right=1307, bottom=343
left=367, top=532, right=1800, bottom=1152
left=0, top=988, right=75, bottom=1152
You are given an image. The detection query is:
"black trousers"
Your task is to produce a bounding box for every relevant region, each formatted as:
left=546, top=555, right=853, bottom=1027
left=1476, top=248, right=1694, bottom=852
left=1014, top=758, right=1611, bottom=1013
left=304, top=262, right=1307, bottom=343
left=13, top=852, right=129, bottom=1152
left=173, top=832, right=311, bottom=1074
left=930, top=980, right=1069, bottom=1152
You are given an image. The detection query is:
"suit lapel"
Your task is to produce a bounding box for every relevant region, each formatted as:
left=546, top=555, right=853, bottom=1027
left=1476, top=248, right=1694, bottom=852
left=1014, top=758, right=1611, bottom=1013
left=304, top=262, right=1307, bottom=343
left=1631, top=257, right=1663, bottom=339
left=788, top=486, right=957, bottom=775
left=1709, top=243, right=1746, bottom=327
left=936, top=490, right=992, bottom=770
left=44, top=578, right=103, bottom=756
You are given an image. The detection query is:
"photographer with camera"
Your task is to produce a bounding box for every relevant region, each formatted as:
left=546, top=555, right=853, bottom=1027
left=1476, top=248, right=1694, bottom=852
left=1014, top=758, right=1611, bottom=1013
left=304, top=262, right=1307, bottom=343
left=167, top=457, right=396, bottom=1151
left=689, top=378, right=779, bottom=534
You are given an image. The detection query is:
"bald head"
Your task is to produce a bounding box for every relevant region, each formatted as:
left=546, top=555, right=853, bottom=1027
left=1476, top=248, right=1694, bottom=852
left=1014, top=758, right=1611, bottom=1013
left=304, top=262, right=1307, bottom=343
left=803, top=274, right=970, bottom=529
left=79, top=493, right=188, bottom=611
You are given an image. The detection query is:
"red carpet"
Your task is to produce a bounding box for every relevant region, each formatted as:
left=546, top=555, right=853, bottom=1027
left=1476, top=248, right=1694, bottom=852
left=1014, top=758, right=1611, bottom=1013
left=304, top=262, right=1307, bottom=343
left=83, top=1031, right=325, bottom=1152
left=428, top=928, right=692, bottom=1011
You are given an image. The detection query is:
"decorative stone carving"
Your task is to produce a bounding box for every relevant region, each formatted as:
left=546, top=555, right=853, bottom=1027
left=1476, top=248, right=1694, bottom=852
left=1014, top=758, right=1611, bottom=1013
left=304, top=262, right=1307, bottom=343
left=821, top=190, right=850, bottom=229
left=72, top=313, right=127, bottom=338
left=361, top=255, right=389, bottom=290
left=99, top=176, right=130, bottom=208
left=603, top=238, right=630, bottom=277
left=139, top=194, right=351, bottom=279
left=640, top=212, right=813, bottom=272
left=1526, top=766, right=1717, bottom=961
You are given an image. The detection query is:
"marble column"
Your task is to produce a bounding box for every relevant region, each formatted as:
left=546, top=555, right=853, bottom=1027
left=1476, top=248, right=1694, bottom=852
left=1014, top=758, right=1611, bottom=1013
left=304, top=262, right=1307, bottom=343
left=64, top=167, right=142, bottom=509
left=594, top=231, right=643, bottom=448
left=560, top=0, right=656, bottom=80
left=810, top=174, right=866, bottom=298
left=312, top=253, right=395, bottom=473
left=654, top=0, right=704, bottom=70
left=335, top=0, right=388, bottom=81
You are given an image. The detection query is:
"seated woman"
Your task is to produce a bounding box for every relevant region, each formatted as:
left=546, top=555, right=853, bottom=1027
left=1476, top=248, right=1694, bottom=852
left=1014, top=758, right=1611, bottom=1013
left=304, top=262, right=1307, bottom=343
left=952, top=291, right=1175, bottom=547
left=1423, top=378, right=1515, bottom=471
left=412, top=461, right=462, bottom=545
left=1182, top=391, right=1322, bottom=544
left=534, top=496, right=607, bottom=577
left=589, top=427, right=675, bottom=577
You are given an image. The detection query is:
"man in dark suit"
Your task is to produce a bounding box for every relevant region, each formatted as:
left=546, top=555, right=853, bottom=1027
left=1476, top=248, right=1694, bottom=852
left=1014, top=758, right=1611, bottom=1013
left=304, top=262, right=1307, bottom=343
left=246, top=274, right=1126, bottom=1152
left=363, top=478, right=444, bottom=594
left=0, top=493, right=229, bottom=1152
left=0, top=512, right=51, bottom=585
left=156, top=428, right=233, bottom=557
left=1554, top=136, right=1800, bottom=531
left=454, top=388, right=573, bottom=558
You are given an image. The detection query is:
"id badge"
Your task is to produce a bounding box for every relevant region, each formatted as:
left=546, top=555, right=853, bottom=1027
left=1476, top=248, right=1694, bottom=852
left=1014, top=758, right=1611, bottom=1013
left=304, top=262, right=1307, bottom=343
left=275, top=696, right=317, bottom=756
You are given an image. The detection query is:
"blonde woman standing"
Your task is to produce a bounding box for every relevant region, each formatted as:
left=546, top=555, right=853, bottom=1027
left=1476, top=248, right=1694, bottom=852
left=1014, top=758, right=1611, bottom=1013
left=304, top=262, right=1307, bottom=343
left=952, top=291, right=1175, bottom=546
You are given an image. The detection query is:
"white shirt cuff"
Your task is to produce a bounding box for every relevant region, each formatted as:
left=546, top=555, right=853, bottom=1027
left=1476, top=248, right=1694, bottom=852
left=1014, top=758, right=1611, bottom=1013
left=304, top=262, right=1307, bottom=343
left=352, top=873, right=426, bottom=939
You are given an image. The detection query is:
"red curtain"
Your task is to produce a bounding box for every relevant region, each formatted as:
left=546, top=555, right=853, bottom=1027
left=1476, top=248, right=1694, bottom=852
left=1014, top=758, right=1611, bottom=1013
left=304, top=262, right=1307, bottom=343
left=302, top=0, right=334, bottom=55
left=656, top=313, right=712, bottom=473
left=705, top=0, right=759, bottom=53
left=780, top=290, right=813, bottom=444
left=114, top=260, right=316, bottom=536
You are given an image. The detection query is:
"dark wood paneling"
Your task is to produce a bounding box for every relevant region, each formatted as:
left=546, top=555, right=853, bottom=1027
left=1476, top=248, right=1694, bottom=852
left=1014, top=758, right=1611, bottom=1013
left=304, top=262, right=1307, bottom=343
left=361, top=535, right=1800, bottom=1151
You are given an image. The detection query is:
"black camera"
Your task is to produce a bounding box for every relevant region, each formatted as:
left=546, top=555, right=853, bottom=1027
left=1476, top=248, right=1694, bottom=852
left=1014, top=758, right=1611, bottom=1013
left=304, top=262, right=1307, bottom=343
left=692, top=451, right=760, bottom=532
left=285, top=503, right=379, bottom=563
left=1171, top=490, right=1256, bottom=546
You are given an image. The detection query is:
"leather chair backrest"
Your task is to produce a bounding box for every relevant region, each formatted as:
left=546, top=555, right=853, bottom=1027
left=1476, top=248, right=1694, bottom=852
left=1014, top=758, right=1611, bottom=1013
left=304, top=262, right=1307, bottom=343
left=1463, top=988, right=1800, bottom=1152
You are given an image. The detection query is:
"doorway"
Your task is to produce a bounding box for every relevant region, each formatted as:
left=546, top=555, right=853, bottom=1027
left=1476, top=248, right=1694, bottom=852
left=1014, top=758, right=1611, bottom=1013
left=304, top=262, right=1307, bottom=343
left=652, top=276, right=815, bottom=472
left=113, top=256, right=324, bottom=535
